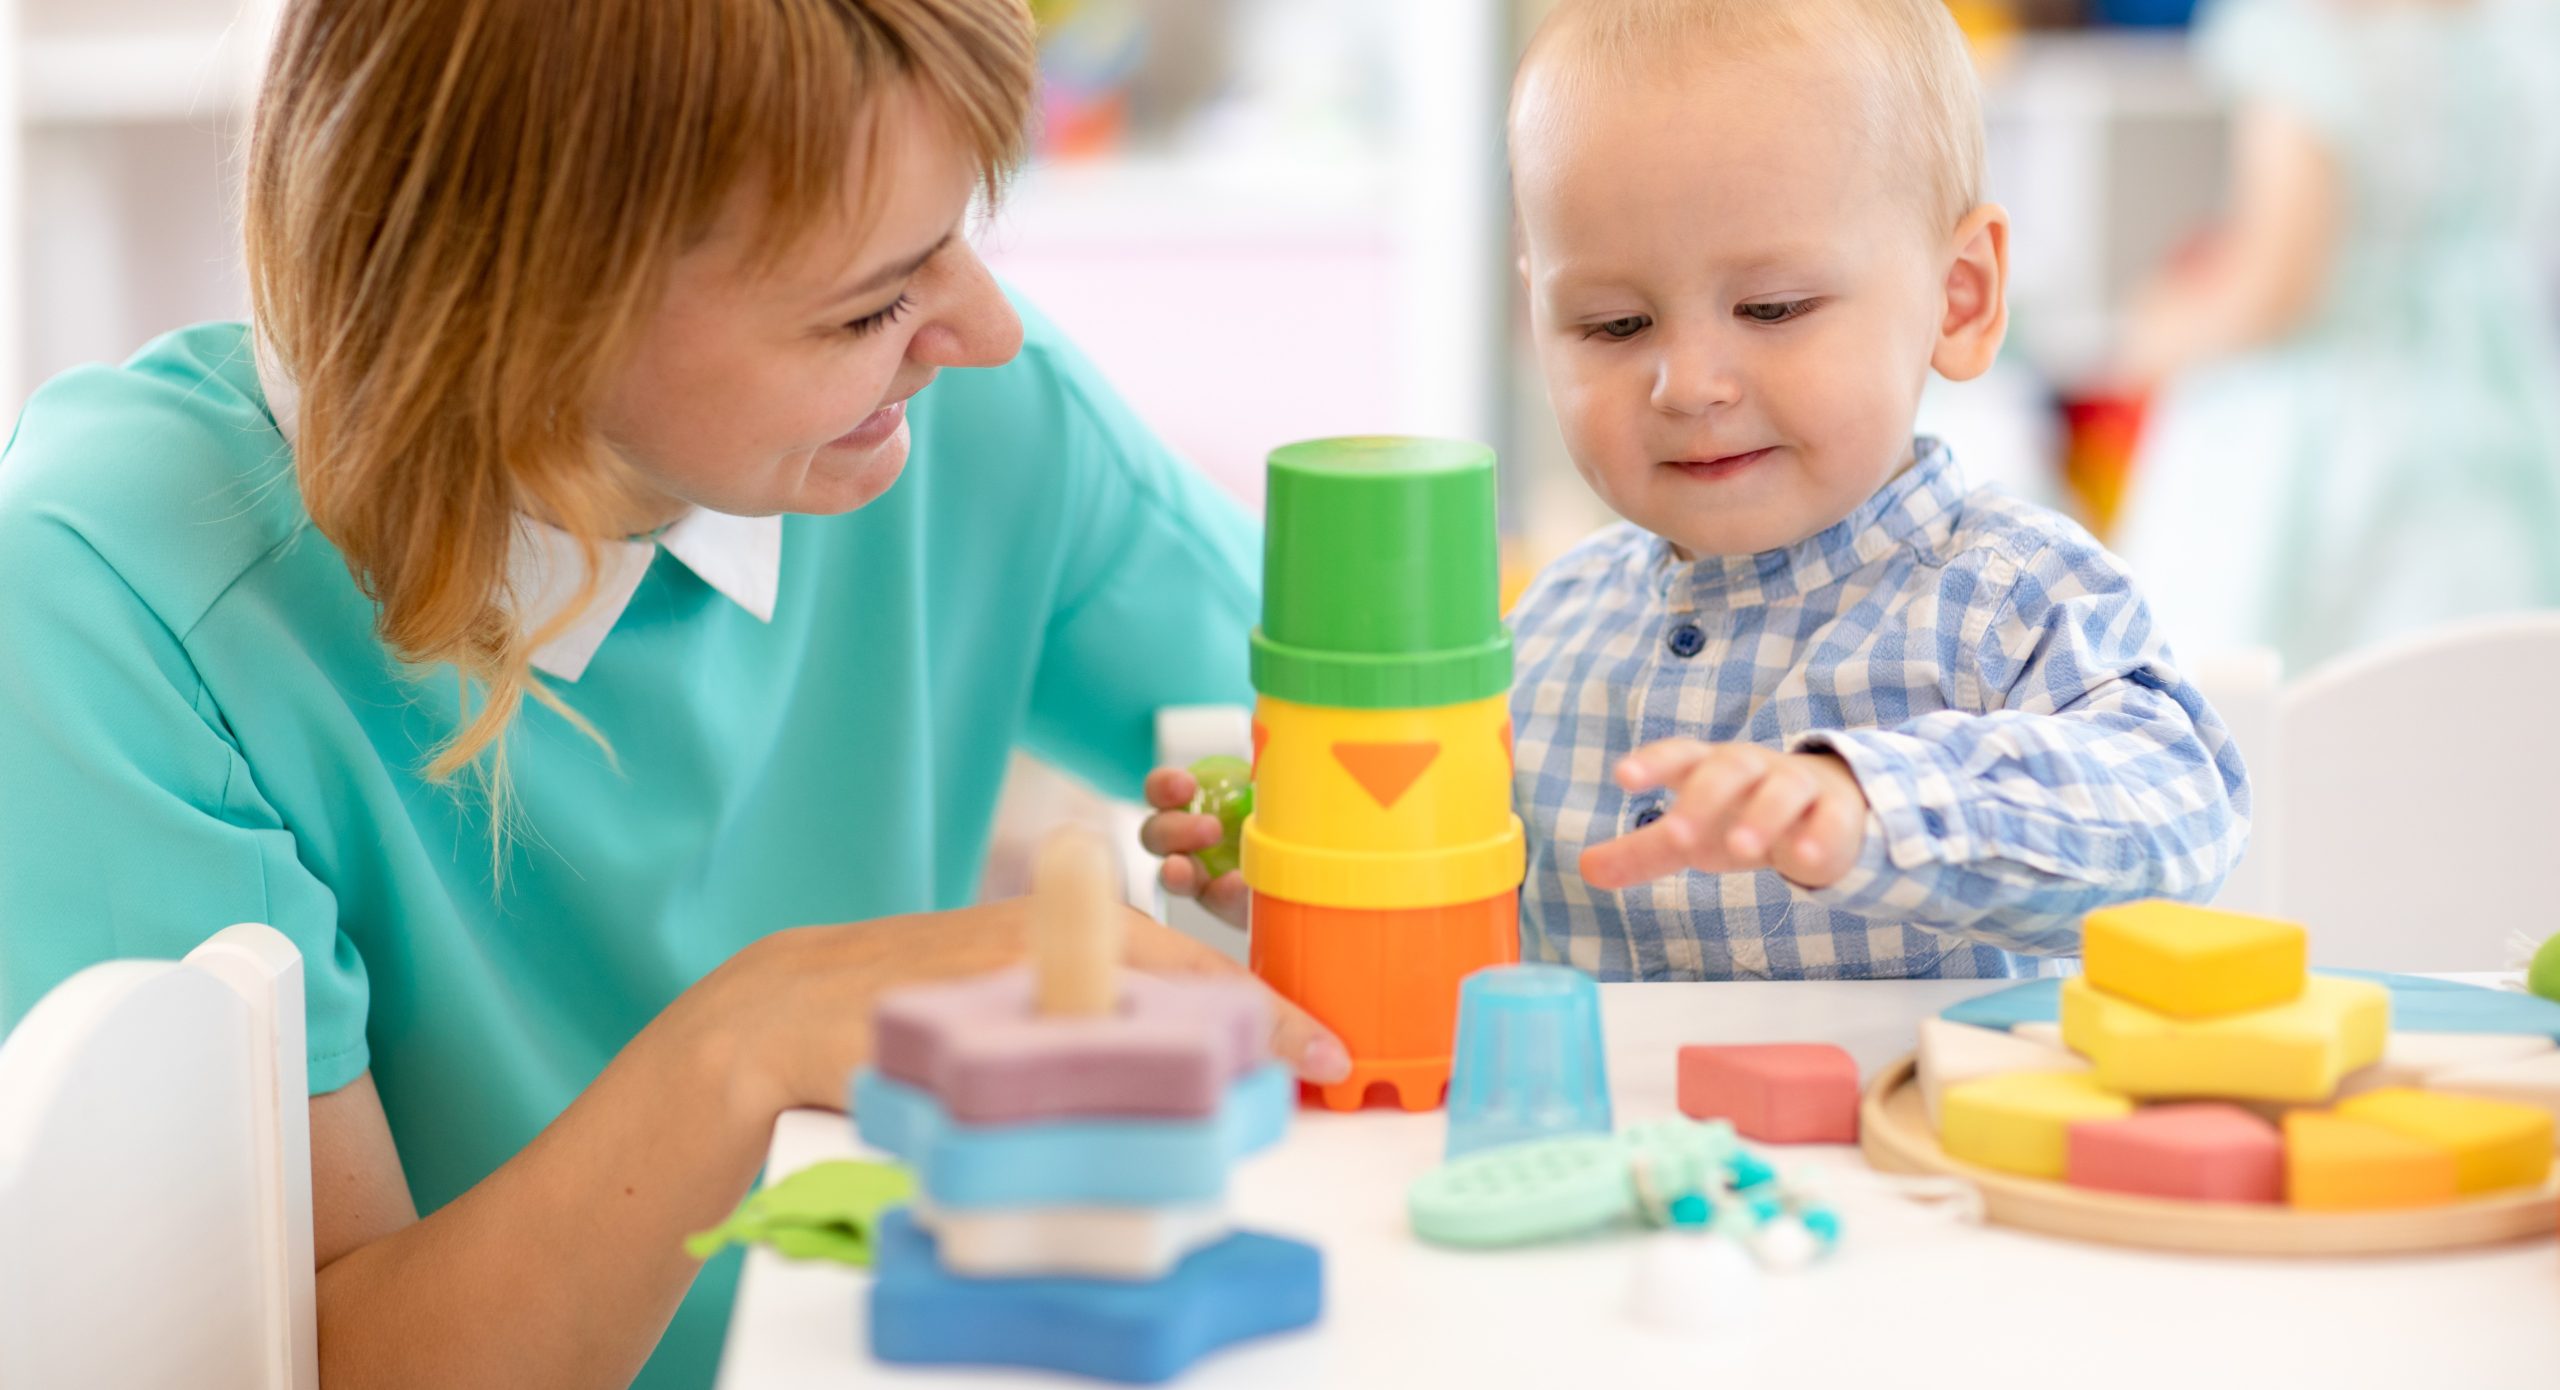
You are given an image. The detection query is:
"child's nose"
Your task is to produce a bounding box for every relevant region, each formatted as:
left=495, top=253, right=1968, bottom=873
left=1648, top=333, right=1741, bottom=416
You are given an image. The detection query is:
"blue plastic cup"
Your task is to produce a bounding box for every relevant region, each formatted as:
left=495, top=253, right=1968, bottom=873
left=1444, top=963, right=1614, bottom=1159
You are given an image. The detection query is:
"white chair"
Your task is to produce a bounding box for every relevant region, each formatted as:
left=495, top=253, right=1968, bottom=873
left=0, top=923, right=318, bottom=1390
left=2198, top=613, right=2560, bottom=972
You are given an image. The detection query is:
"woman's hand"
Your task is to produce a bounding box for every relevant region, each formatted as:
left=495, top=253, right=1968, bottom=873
left=1577, top=741, right=1872, bottom=893
left=1139, top=765, right=1251, bottom=930
left=683, top=896, right=1348, bottom=1123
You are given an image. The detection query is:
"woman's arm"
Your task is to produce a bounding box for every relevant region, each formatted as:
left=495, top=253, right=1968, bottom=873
left=305, top=900, right=1342, bottom=1388
left=2118, top=103, right=2343, bottom=386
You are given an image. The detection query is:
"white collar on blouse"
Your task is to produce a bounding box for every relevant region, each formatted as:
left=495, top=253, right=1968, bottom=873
left=253, top=345, right=782, bottom=683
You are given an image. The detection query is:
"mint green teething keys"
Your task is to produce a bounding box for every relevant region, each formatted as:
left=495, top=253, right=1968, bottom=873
left=1407, top=1119, right=1738, bottom=1248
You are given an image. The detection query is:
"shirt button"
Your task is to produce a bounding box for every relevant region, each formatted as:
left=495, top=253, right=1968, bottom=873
left=1634, top=806, right=1665, bottom=829
left=1666, top=622, right=1706, bottom=658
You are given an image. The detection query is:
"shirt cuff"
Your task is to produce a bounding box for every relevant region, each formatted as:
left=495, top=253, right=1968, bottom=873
left=1789, top=727, right=1973, bottom=868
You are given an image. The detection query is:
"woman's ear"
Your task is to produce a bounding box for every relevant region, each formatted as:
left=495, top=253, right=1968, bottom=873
left=1930, top=203, right=2010, bottom=383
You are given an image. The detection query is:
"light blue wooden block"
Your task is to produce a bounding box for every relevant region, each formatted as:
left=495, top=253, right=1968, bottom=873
left=1941, top=970, right=2560, bottom=1041
left=853, top=1062, right=1292, bottom=1208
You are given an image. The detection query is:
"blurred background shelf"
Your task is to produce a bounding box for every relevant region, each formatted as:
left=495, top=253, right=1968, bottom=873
left=0, top=0, right=2279, bottom=550
left=20, top=28, right=266, bottom=125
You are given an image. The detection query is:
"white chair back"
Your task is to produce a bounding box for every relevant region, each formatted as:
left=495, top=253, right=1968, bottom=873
left=2272, top=613, right=2560, bottom=971
left=0, top=923, right=317, bottom=1390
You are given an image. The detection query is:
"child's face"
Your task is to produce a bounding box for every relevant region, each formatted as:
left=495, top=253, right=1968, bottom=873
left=597, top=83, right=1024, bottom=524
left=1515, top=51, right=1956, bottom=558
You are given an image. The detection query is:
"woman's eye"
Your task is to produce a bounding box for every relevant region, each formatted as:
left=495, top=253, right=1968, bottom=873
left=1736, top=300, right=1815, bottom=324
left=1585, top=315, right=1650, bottom=341
left=842, top=292, right=917, bottom=338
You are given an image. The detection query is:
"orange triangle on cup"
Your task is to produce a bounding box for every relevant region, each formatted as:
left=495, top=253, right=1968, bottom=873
left=1331, top=741, right=1440, bottom=810
left=1252, top=722, right=1270, bottom=776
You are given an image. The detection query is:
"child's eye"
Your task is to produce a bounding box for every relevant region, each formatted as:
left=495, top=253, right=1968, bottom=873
left=1736, top=299, right=1817, bottom=325
left=841, top=292, right=917, bottom=338
left=1583, top=315, right=1651, bottom=342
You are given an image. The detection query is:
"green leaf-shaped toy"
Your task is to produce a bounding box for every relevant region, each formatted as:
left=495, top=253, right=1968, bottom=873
left=685, top=1160, right=916, bottom=1267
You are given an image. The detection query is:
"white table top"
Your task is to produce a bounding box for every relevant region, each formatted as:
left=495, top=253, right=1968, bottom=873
left=717, top=980, right=2560, bottom=1390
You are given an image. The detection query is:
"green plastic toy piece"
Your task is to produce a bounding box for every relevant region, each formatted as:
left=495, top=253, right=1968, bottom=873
left=2531, top=934, right=2560, bottom=1004
left=684, top=1160, right=916, bottom=1266
left=1251, top=437, right=1513, bottom=709
left=1407, top=1119, right=1737, bottom=1248
left=1187, top=755, right=1254, bottom=881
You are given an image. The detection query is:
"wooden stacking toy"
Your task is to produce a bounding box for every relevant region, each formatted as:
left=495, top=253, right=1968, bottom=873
left=852, top=829, right=1323, bottom=1382
left=1862, top=900, right=2560, bottom=1254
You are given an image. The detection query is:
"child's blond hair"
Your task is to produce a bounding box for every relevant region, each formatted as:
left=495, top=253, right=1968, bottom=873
left=1515, top=0, right=1985, bottom=233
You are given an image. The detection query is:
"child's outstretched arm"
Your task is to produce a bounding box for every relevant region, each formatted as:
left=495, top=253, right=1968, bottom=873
left=1782, top=537, right=2252, bottom=955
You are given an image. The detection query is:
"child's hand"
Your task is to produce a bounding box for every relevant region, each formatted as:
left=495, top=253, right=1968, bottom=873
left=1578, top=741, right=1871, bottom=892
left=1139, top=766, right=1249, bottom=930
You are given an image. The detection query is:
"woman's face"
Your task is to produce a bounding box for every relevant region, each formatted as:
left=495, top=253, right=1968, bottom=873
left=595, top=83, right=1023, bottom=525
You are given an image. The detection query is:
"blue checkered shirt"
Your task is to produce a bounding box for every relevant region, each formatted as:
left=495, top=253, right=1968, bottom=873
left=1508, top=439, right=2250, bottom=981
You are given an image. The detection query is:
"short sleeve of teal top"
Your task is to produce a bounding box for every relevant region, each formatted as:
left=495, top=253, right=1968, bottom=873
left=0, top=298, right=1258, bottom=1389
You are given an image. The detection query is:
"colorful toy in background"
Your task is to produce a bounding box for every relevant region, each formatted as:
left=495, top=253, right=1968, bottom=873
left=2058, top=390, right=2149, bottom=538
left=1903, top=901, right=2559, bottom=1216
left=1243, top=437, right=1526, bottom=1112
left=851, top=828, right=1322, bottom=1383
left=1029, top=0, right=1147, bottom=160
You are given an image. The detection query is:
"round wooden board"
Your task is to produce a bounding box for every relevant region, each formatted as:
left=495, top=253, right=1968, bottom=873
left=1859, top=1052, right=2560, bottom=1256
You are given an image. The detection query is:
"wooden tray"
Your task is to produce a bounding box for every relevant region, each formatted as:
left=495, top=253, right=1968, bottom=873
left=1859, top=1053, right=2560, bottom=1256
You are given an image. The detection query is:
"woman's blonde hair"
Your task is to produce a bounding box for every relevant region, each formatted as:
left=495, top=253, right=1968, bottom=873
left=243, top=0, right=1034, bottom=807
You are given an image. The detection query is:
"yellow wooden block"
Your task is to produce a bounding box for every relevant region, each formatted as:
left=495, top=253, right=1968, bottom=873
left=1939, top=1071, right=2133, bottom=1179
left=2284, top=1111, right=2460, bottom=1211
left=2061, top=975, right=2389, bottom=1103
left=2333, top=1087, right=2555, bottom=1195
left=2082, top=900, right=2307, bottom=1018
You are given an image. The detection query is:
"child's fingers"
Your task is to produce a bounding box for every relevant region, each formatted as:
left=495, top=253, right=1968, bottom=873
left=1196, top=871, right=1251, bottom=932
left=1143, top=767, right=1201, bottom=812
left=1661, top=746, right=1774, bottom=859
left=1725, top=760, right=1821, bottom=861
left=1770, top=787, right=1870, bottom=889
left=1613, top=739, right=1719, bottom=793
left=1139, top=810, right=1224, bottom=858
left=1577, top=813, right=1698, bottom=890
left=1159, top=853, right=1206, bottom=900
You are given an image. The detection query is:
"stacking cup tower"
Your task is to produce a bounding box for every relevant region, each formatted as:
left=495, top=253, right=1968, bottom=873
left=1243, top=436, right=1526, bottom=1112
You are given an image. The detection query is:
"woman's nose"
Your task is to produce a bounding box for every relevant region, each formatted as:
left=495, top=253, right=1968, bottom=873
left=908, top=243, right=1024, bottom=370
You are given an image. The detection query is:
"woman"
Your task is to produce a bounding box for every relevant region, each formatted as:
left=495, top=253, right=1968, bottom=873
left=2109, top=0, right=2560, bottom=673
left=0, top=1, right=1344, bottom=1385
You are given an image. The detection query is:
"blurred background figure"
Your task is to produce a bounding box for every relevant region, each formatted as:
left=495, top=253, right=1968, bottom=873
left=2107, top=0, right=2560, bottom=673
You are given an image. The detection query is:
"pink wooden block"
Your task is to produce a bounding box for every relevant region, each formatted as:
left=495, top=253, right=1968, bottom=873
left=874, top=966, right=1270, bottom=1124
left=1676, top=1044, right=1860, bottom=1143
left=2065, top=1103, right=2284, bottom=1203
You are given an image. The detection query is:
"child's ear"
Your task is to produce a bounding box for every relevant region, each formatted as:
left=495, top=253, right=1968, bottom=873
left=1930, top=203, right=2010, bottom=383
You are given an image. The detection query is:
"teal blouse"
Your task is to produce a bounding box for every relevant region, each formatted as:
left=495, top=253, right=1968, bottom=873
left=0, top=302, right=1260, bottom=1387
